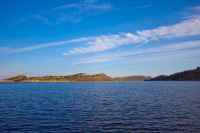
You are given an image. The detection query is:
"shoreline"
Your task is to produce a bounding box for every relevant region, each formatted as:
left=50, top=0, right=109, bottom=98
left=1, top=80, right=200, bottom=83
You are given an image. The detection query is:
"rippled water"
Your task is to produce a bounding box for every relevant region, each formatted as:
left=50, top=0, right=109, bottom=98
left=0, top=82, right=200, bottom=133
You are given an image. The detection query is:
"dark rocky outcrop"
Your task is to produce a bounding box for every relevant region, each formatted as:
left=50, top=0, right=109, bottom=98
left=150, top=67, right=200, bottom=81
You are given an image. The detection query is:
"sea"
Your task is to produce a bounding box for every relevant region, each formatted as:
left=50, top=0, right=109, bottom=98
left=0, top=81, right=200, bottom=133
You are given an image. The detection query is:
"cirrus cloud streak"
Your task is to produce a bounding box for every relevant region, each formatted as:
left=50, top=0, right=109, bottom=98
left=66, top=15, right=200, bottom=55
left=76, top=40, right=200, bottom=64
left=1, top=11, right=200, bottom=55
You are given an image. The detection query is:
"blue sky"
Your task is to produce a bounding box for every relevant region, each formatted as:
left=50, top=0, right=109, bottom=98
left=0, top=0, right=200, bottom=78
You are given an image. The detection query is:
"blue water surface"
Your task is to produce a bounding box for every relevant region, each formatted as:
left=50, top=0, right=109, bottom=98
left=0, top=81, right=200, bottom=133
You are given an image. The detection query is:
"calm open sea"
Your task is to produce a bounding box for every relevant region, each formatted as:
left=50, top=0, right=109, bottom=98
left=0, top=82, right=200, bottom=133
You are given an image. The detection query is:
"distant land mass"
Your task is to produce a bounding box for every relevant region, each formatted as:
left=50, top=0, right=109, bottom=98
left=1, top=73, right=150, bottom=83
left=4, top=73, right=112, bottom=82
left=149, top=67, right=200, bottom=81
left=1, top=67, right=200, bottom=83
left=113, top=76, right=151, bottom=81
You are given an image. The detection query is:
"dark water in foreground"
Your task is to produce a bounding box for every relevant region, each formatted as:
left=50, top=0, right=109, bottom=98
left=0, top=82, right=200, bottom=133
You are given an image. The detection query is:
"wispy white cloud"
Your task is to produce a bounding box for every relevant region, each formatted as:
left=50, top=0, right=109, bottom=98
left=3, top=7, right=200, bottom=54
left=0, top=37, right=92, bottom=54
left=66, top=15, right=200, bottom=55
left=65, top=33, right=142, bottom=55
left=18, top=0, right=113, bottom=25
left=137, top=15, right=200, bottom=40
left=32, top=14, right=51, bottom=25
left=183, top=6, right=200, bottom=19
left=76, top=40, right=200, bottom=64
left=191, top=6, right=200, bottom=12
left=54, top=2, right=112, bottom=11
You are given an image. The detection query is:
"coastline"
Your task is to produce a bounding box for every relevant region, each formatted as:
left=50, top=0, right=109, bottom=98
left=2, top=80, right=199, bottom=83
left=1, top=67, right=200, bottom=83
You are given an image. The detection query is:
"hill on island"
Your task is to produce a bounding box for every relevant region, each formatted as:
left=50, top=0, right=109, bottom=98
left=149, top=67, right=200, bottom=81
